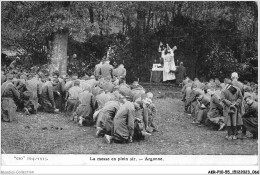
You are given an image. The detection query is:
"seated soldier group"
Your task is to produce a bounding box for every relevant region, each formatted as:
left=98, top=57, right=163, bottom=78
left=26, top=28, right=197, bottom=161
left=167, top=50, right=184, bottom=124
left=1, top=59, right=157, bottom=144
left=182, top=72, right=258, bottom=140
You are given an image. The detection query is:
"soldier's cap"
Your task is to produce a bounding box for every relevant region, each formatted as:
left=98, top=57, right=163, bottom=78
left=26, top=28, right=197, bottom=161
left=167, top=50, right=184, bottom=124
left=142, top=98, right=152, bottom=106
left=231, top=72, right=238, bottom=79
left=146, top=92, right=153, bottom=99
left=72, top=76, right=78, bottom=80
left=191, top=82, right=197, bottom=89
left=74, top=80, right=80, bottom=86
left=132, top=81, right=139, bottom=86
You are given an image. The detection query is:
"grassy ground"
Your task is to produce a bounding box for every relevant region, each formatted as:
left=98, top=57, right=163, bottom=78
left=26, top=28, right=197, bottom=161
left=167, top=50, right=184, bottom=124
left=1, top=83, right=258, bottom=154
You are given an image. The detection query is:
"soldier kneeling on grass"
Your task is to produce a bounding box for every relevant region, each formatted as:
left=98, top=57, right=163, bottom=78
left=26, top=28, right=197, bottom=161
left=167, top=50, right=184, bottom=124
left=65, top=80, right=82, bottom=118
left=240, top=95, right=258, bottom=139
left=95, top=94, right=125, bottom=137
left=72, top=86, right=95, bottom=126
left=40, top=76, right=59, bottom=113
left=104, top=99, right=151, bottom=144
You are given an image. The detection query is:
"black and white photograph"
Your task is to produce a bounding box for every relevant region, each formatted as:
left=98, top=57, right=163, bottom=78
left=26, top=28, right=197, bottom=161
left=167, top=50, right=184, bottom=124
left=1, top=1, right=258, bottom=174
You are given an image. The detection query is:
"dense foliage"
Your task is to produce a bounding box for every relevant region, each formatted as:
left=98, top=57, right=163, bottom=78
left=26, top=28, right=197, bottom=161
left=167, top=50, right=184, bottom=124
left=1, top=1, right=258, bottom=82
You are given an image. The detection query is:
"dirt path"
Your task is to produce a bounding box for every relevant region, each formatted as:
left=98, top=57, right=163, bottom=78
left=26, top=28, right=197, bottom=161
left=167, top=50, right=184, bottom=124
left=1, top=85, right=258, bottom=155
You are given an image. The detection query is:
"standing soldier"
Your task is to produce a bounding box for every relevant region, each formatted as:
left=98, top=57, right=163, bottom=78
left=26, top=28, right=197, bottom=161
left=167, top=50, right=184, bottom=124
left=221, top=84, right=243, bottom=140
left=175, top=62, right=187, bottom=87
left=94, top=60, right=103, bottom=80
left=231, top=72, right=244, bottom=96
left=100, top=59, right=114, bottom=80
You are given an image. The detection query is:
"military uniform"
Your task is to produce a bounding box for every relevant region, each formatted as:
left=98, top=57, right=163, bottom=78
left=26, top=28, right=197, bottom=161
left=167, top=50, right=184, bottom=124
left=95, top=92, right=113, bottom=110
left=1, top=73, right=6, bottom=84
left=113, top=101, right=135, bottom=143
left=196, top=93, right=210, bottom=123
left=131, top=86, right=146, bottom=102
left=113, top=65, right=126, bottom=78
left=25, top=77, right=42, bottom=114
left=220, top=85, right=243, bottom=137
left=242, top=101, right=258, bottom=138
left=100, top=62, right=113, bottom=80
left=96, top=100, right=121, bottom=136
left=75, top=91, right=95, bottom=126
left=52, top=78, right=65, bottom=112
left=100, top=80, right=114, bottom=93
left=41, top=81, right=56, bottom=113
left=1, top=81, right=20, bottom=122
left=175, top=65, right=186, bottom=85
left=207, top=93, right=224, bottom=124
left=94, top=63, right=102, bottom=80
left=118, top=83, right=132, bottom=97
left=66, top=85, right=83, bottom=117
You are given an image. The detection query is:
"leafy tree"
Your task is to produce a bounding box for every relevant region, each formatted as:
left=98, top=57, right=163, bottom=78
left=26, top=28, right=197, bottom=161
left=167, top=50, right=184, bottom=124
left=2, top=1, right=257, bottom=82
left=1, top=1, right=121, bottom=75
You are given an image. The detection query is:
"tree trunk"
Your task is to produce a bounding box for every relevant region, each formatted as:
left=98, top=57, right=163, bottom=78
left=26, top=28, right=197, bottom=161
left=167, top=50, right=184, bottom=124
left=155, top=13, right=158, bottom=28
left=136, top=3, right=146, bottom=36
left=165, top=11, right=169, bottom=26
left=50, top=30, right=69, bottom=76
left=89, top=6, right=94, bottom=23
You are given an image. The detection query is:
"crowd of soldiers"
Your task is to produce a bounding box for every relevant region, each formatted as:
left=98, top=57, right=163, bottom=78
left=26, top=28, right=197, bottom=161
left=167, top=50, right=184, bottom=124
left=182, top=72, right=258, bottom=140
left=1, top=59, right=157, bottom=144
